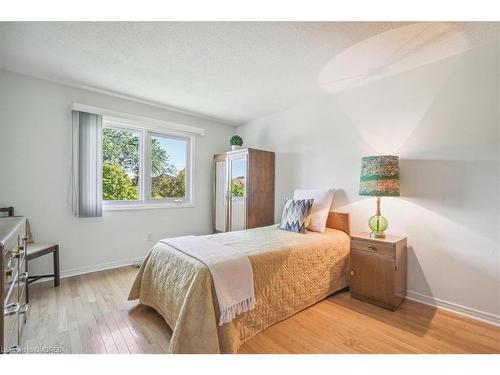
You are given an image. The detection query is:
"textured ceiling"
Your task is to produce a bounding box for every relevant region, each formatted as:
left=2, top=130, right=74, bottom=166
left=0, top=22, right=496, bottom=125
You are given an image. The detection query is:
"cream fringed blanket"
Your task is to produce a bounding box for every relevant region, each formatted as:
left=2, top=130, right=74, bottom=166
left=128, top=225, right=350, bottom=354
left=160, top=236, right=255, bottom=325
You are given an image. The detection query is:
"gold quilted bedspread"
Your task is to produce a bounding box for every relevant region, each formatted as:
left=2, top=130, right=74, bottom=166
left=128, top=225, right=350, bottom=353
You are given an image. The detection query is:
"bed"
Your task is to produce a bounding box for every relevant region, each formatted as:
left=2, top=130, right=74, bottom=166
left=128, top=212, right=350, bottom=354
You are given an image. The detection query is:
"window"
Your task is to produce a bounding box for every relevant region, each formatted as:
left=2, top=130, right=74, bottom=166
left=102, top=119, right=193, bottom=209
left=102, top=127, right=141, bottom=201
left=150, top=134, right=188, bottom=200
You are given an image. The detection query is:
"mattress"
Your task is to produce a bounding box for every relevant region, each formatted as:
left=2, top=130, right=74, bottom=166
left=128, top=225, right=350, bottom=353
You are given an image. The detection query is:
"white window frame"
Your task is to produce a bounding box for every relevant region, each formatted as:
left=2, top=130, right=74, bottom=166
left=102, top=117, right=195, bottom=211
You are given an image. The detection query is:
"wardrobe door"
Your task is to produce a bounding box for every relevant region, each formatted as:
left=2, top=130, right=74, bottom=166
left=228, top=154, right=247, bottom=231
left=214, top=156, right=228, bottom=232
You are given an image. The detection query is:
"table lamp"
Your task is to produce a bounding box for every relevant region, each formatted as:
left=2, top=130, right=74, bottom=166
left=359, top=155, right=400, bottom=238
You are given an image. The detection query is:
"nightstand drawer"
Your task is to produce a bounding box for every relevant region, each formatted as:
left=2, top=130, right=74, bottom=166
left=351, top=239, right=394, bottom=257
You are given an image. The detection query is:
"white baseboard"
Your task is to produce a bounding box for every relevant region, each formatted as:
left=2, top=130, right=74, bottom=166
left=30, top=257, right=145, bottom=286
left=406, top=290, right=500, bottom=327
left=59, top=257, right=145, bottom=279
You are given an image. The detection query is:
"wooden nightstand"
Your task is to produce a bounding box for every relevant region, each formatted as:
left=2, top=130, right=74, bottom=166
left=349, top=232, right=407, bottom=310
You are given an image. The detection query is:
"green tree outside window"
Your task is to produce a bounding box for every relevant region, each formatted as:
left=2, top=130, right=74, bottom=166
left=102, top=163, right=139, bottom=200
left=102, top=128, right=186, bottom=201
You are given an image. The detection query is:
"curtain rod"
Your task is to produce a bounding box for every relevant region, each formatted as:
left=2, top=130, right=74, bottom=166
left=71, top=103, right=205, bottom=136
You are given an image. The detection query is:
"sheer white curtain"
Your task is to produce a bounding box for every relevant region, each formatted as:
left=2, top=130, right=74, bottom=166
left=71, top=111, right=103, bottom=217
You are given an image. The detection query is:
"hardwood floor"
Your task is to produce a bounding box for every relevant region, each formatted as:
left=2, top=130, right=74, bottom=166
left=22, top=266, right=172, bottom=354
left=21, top=266, right=500, bottom=354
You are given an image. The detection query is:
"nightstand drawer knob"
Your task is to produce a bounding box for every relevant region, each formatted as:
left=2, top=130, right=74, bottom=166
left=350, top=270, right=356, bottom=276
left=368, top=245, right=377, bottom=251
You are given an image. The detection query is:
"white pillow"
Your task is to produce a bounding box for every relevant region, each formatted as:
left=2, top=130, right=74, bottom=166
left=293, top=189, right=334, bottom=233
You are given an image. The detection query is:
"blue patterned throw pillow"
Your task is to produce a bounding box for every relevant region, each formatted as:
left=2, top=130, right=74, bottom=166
left=278, top=198, right=314, bottom=233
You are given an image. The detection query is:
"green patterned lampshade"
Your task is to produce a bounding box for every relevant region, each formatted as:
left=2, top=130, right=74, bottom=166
left=359, top=155, right=400, bottom=197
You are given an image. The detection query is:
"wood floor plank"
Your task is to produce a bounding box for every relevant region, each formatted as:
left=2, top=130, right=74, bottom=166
left=20, top=266, right=500, bottom=354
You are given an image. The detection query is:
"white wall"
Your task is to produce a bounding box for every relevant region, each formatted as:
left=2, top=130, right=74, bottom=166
left=238, top=42, right=500, bottom=321
left=0, top=70, right=234, bottom=276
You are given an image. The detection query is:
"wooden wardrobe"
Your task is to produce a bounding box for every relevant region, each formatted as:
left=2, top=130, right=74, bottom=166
left=213, top=148, right=275, bottom=233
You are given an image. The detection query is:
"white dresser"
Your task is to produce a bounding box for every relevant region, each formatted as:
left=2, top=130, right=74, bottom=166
left=0, top=217, right=28, bottom=354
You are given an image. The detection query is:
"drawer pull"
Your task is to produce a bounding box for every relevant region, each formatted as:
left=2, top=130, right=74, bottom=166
left=18, top=236, right=28, bottom=250
left=5, top=345, right=20, bottom=354
left=5, top=257, right=16, bottom=276
left=4, top=302, right=20, bottom=316
left=19, top=271, right=29, bottom=282
left=350, top=270, right=356, bottom=276
left=19, top=304, right=29, bottom=315
left=367, top=245, right=377, bottom=252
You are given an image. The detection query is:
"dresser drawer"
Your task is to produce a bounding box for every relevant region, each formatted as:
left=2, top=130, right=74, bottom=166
left=3, top=315, right=18, bottom=354
left=3, top=250, right=18, bottom=300
left=1, top=233, right=20, bottom=256
left=17, top=281, right=28, bottom=341
left=17, top=251, right=28, bottom=337
left=1, top=217, right=27, bottom=354
left=3, top=279, right=20, bottom=353
left=351, top=239, right=394, bottom=257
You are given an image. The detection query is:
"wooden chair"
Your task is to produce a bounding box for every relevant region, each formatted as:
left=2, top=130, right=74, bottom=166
left=26, top=243, right=60, bottom=302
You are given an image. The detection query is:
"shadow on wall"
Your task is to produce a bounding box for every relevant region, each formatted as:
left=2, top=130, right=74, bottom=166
left=400, top=159, right=499, bottom=315
left=332, top=189, right=349, bottom=209
left=334, top=158, right=499, bottom=323
left=405, top=245, right=437, bottom=336
left=273, top=151, right=303, bottom=221
left=334, top=250, right=436, bottom=338
left=400, top=159, right=499, bottom=243
left=274, top=158, right=358, bottom=220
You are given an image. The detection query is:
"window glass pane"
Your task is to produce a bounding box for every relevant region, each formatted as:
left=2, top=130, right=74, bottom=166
left=150, top=134, right=187, bottom=199
left=231, top=158, right=246, bottom=199
left=102, top=127, right=140, bottom=201
left=230, top=157, right=246, bottom=231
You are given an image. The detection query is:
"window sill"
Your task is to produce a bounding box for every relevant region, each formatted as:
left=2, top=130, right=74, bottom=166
left=103, top=202, right=195, bottom=211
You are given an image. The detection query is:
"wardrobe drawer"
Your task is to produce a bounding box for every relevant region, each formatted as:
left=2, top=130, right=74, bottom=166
left=351, top=239, right=394, bottom=257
